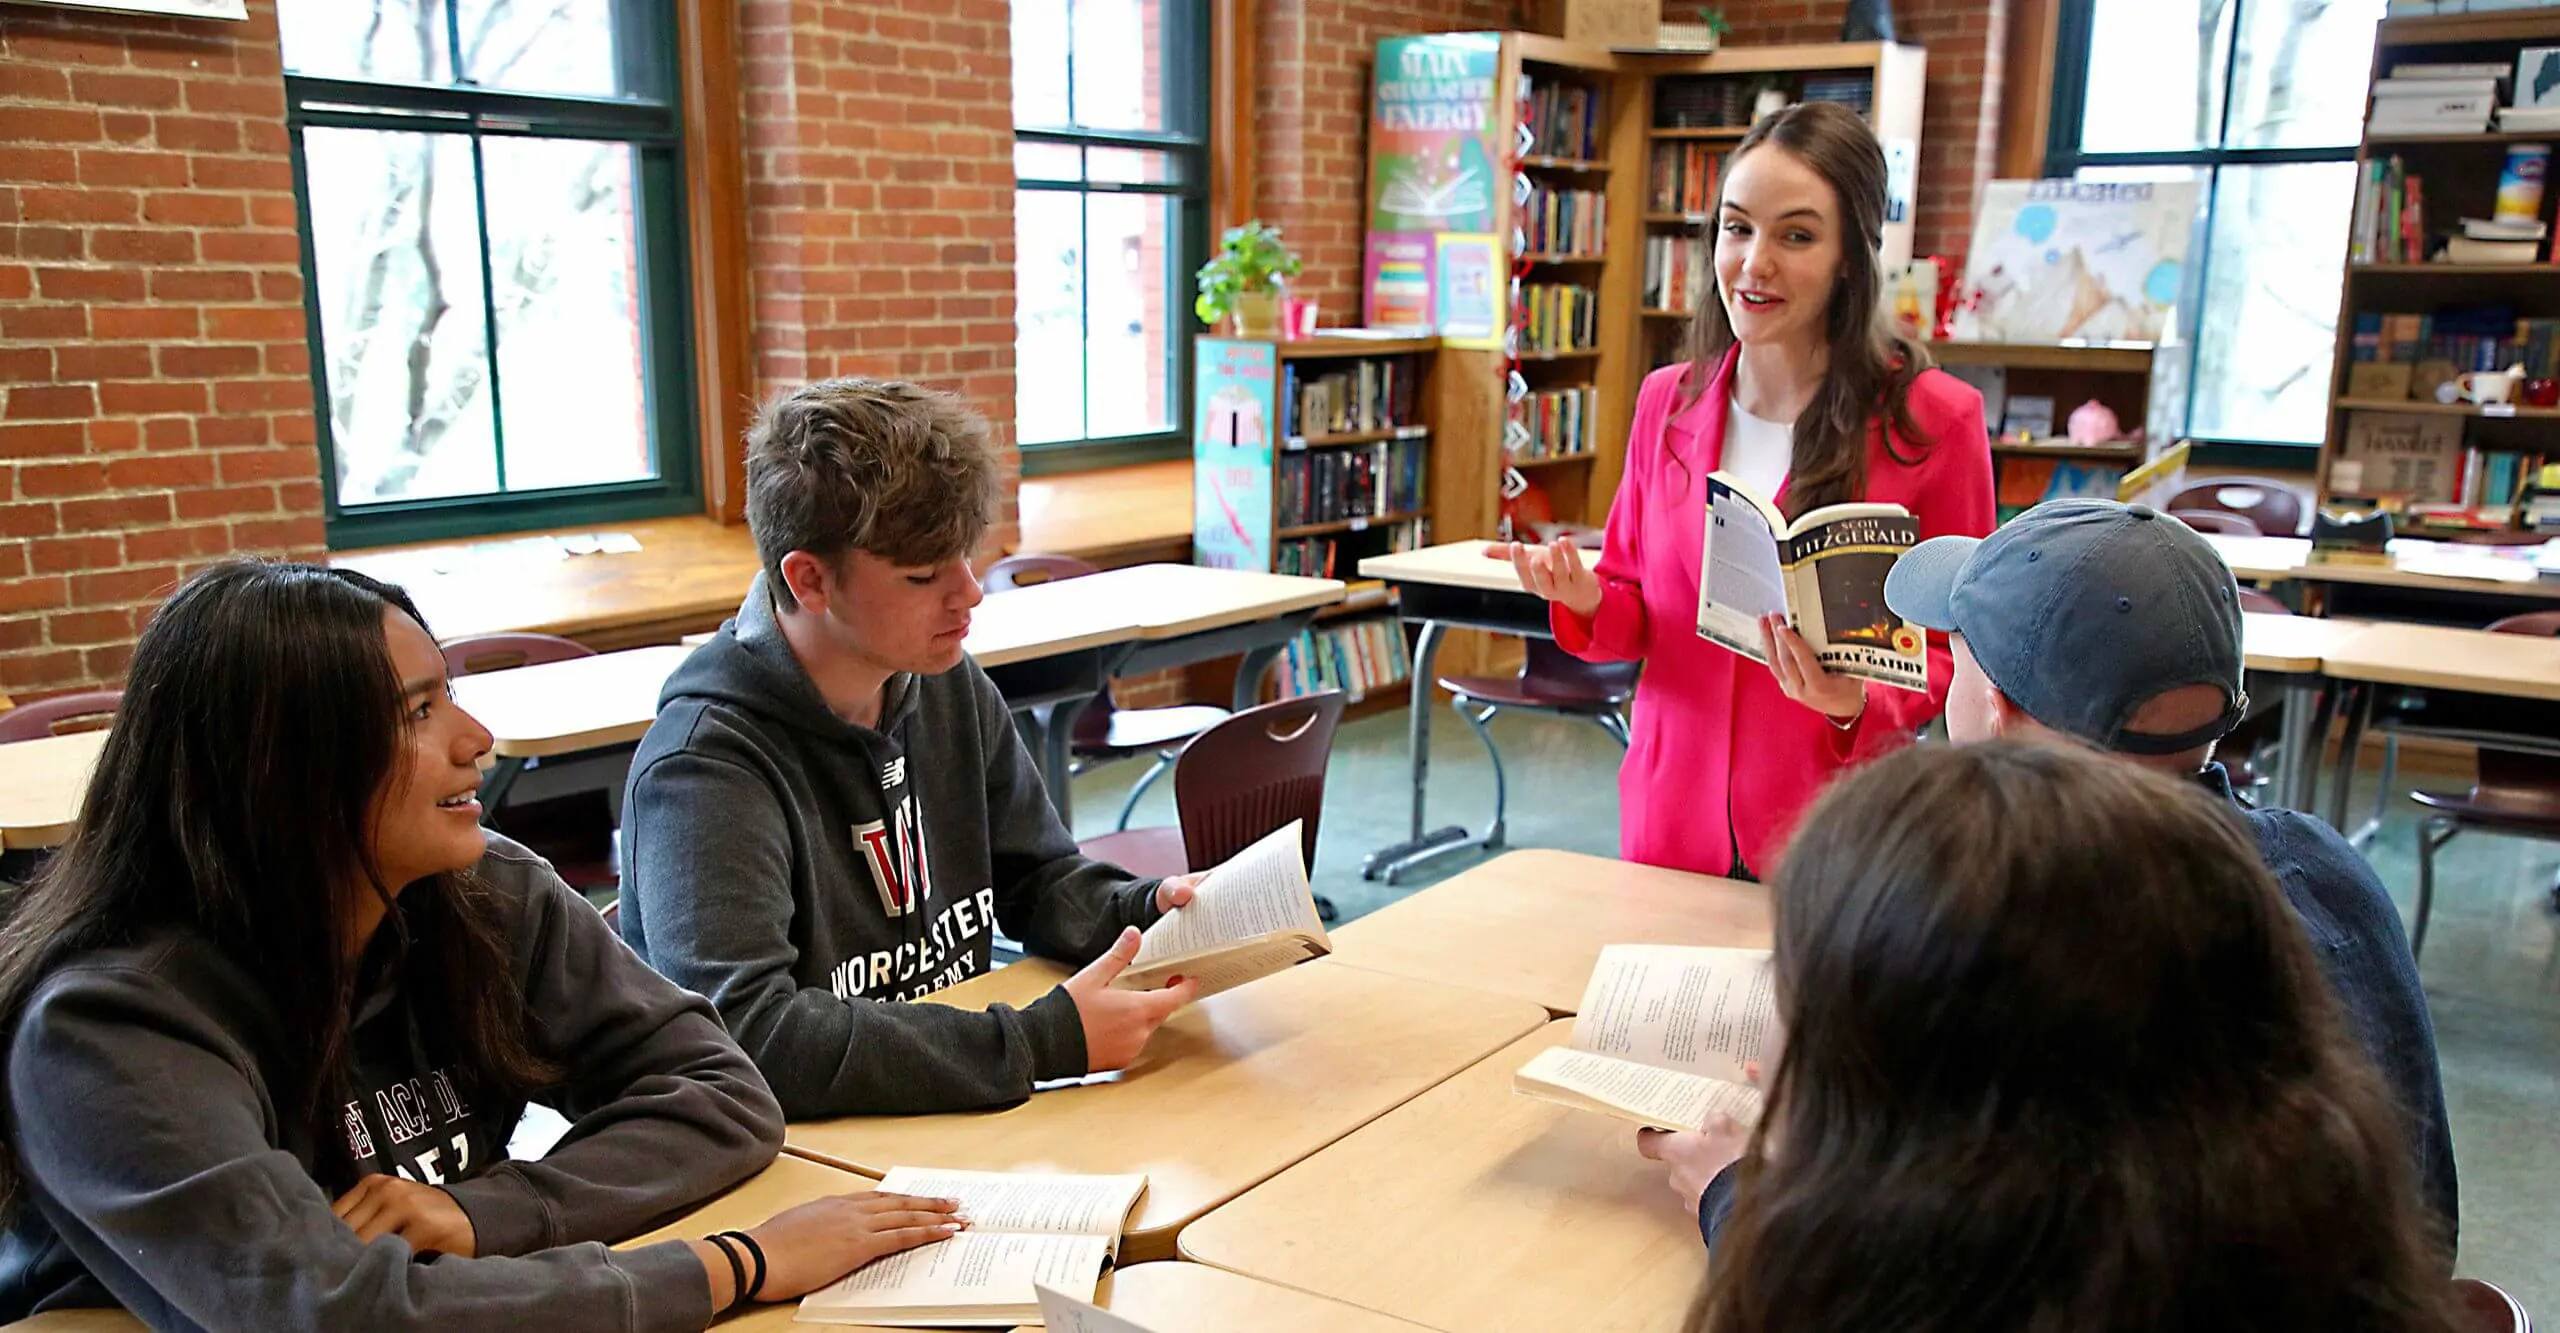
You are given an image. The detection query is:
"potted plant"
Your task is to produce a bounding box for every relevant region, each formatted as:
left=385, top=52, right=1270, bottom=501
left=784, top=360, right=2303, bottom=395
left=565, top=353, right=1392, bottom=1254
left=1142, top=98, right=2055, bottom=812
left=1658, top=6, right=1730, bottom=51
left=1194, top=220, right=1303, bottom=338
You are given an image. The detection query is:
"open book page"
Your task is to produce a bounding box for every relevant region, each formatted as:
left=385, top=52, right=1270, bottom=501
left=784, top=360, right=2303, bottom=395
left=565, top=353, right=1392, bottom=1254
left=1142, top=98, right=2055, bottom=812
left=1514, top=1046, right=1764, bottom=1132
left=1573, top=945, right=1777, bottom=1084
left=1698, top=473, right=1788, bottom=663
left=1778, top=506, right=1927, bottom=693
left=1118, top=821, right=1328, bottom=995
left=874, top=1168, right=1145, bottom=1240
left=796, top=1232, right=1110, bottom=1325
left=1036, top=1286, right=1160, bottom=1333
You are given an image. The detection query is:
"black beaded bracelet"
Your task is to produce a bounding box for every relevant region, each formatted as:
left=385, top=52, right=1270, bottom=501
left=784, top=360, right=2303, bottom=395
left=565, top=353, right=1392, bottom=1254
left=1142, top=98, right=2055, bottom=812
left=705, top=1233, right=748, bottom=1311
left=717, top=1229, right=768, bottom=1302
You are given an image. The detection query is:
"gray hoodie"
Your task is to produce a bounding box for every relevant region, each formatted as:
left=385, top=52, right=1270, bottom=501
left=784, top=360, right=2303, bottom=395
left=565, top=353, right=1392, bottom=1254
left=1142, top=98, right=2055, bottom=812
left=0, top=833, right=783, bottom=1332
left=617, top=575, right=1161, bottom=1119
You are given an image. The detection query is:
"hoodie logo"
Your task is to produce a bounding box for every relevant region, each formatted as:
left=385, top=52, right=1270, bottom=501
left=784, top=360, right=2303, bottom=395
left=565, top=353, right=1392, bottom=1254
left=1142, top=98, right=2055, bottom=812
left=883, top=756, right=907, bottom=788
left=853, top=794, right=932, bottom=918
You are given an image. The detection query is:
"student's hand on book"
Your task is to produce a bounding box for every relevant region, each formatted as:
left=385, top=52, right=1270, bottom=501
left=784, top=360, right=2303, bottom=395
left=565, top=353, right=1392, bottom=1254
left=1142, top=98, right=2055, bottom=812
left=1153, top=872, right=1204, bottom=914
left=1489, top=536, right=1603, bottom=618
left=736, top=1191, right=965, bottom=1302
left=1062, top=926, right=1199, bottom=1072
left=1635, top=1116, right=1753, bottom=1214
left=330, top=1173, right=478, bottom=1256
left=1758, top=614, right=1866, bottom=721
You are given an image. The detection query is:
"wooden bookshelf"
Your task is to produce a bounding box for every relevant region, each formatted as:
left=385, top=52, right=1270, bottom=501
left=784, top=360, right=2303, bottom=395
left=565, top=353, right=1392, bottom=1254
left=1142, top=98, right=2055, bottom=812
left=1929, top=340, right=2159, bottom=521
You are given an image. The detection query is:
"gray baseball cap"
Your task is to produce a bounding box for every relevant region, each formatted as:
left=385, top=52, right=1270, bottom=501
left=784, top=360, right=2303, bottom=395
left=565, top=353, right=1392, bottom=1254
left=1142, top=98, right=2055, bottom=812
left=1883, top=499, right=2248, bottom=756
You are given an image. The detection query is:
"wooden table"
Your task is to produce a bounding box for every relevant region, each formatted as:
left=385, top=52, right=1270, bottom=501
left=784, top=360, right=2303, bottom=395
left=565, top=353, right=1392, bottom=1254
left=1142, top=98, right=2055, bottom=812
left=448, top=644, right=693, bottom=809
left=1099, top=1261, right=1431, bottom=1332
left=1330, top=848, right=1770, bottom=1014
left=1179, top=1021, right=1708, bottom=1332
left=2205, top=534, right=2560, bottom=601
left=334, top=516, right=766, bottom=651
left=0, top=730, right=106, bottom=852
left=2241, top=613, right=2370, bottom=814
left=2318, top=619, right=2560, bottom=831
left=1018, top=459, right=1195, bottom=569
left=782, top=958, right=1546, bottom=1264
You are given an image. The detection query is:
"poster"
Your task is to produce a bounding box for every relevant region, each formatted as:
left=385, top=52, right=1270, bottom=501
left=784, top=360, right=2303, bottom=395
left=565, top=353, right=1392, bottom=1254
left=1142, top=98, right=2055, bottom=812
left=1364, top=32, right=1504, bottom=329
left=1192, top=340, right=1277, bottom=572
left=19, top=0, right=245, bottom=16
left=1432, top=233, right=1502, bottom=348
left=1952, top=179, right=2201, bottom=344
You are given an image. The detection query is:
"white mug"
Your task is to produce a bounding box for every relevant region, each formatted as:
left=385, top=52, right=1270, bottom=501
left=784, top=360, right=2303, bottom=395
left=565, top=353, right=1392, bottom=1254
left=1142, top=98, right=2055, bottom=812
left=2456, top=368, right=2524, bottom=405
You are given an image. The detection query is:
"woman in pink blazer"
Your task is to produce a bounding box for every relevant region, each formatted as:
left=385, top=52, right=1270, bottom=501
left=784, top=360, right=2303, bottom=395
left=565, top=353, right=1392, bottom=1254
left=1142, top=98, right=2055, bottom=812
left=1500, top=102, right=1994, bottom=880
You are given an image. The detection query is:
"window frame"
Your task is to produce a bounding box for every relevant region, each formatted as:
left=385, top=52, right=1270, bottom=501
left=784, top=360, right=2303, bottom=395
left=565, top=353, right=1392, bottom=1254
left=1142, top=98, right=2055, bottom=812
left=1011, top=0, right=1213, bottom=477
left=284, top=1, right=702, bottom=548
left=2043, top=0, right=2369, bottom=462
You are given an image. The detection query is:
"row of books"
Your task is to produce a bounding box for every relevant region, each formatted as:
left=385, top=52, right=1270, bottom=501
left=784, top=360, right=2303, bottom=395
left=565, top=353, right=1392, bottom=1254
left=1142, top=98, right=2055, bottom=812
left=1518, top=283, right=1599, bottom=355
left=1653, top=75, right=1757, bottom=129
left=2348, top=156, right=2426, bottom=265
left=1522, top=74, right=1604, bottom=160
left=2332, top=410, right=2551, bottom=515
left=1273, top=614, right=1413, bottom=704
left=1279, top=355, right=1422, bottom=441
left=1799, top=73, right=1874, bottom=118
left=2347, top=309, right=2560, bottom=379
left=1508, top=383, right=1598, bottom=460
left=1272, top=517, right=1425, bottom=580
left=1641, top=234, right=1708, bottom=313
left=1647, top=142, right=1723, bottom=216
left=1276, top=437, right=1426, bottom=528
left=1520, top=183, right=1608, bottom=257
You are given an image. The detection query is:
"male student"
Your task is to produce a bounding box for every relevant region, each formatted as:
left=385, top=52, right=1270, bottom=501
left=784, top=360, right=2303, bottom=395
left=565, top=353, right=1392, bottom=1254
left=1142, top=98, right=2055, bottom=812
left=1644, top=499, right=2458, bottom=1260
left=618, top=378, right=1201, bottom=1119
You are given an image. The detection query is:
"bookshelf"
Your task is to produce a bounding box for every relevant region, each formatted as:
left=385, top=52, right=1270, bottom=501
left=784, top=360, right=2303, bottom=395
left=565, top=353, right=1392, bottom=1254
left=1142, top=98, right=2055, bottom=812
left=2319, top=8, right=2560, bottom=538
left=1927, top=339, right=2161, bottom=522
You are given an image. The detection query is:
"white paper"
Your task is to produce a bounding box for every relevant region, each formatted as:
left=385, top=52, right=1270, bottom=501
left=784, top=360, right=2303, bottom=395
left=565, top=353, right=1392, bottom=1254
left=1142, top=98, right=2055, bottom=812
left=1128, top=822, right=1318, bottom=967
left=798, top=1233, right=1108, bottom=1322
left=1573, top=945, right=1776, bottom=1083
left=1516, top=1046, right=1762, bottom=1131
left=874, top=1168, right=1143, bottom=1237
left=1034, top=1287, right=1160, bottom=1333
left=1121, top=933, right=1326, bottom=1000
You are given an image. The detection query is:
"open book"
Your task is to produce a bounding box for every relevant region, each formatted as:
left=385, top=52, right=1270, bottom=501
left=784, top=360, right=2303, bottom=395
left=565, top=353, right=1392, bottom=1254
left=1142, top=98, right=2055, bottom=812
left=795, top=1168, right=1146, bottom=1327
left=1512, top=944, right=1777, bottom=1132
left=1035, top=1287, right=1159, bottom=1333
left=1111, top=821, right=1330, bottom=1000
left=1696, top=471, right=1929, bottom=692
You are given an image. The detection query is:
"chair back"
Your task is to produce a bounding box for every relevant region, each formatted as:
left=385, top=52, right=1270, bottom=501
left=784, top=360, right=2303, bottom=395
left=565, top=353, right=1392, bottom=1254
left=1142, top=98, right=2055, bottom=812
left=985, top=553, right=1101, bottom=592
left=442, top=632, right=592, bottom=678
left=2236, top=586, right=2291, bottom=616
left=1520, top=637, right=1639, bottom=708
left=0, top=689, right=123, bottom=743
left=2168, top=476, right=2307, bottom=537
left=2470, top=613, right=2560, bottom=802
left=1171, top=690, right=1348, bottom=871
left=2451, top=1277, right=2532, bottom=1333
left=2169, top=507, right=2263, bottom=537
left=2486, top=610, right=2560, bottom=639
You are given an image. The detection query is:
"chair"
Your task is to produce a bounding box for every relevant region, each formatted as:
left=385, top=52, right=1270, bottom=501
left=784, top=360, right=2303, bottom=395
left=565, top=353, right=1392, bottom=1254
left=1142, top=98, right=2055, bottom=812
left=0, top=690, right=122, bottom=743
left=2168, top=476, right=2308, bottom=537
left=442, top=632, right=593, bottom=677
left=2407, top=611, right=2560, bottom=956
left=1078, top=690, right=1348, bottom=918
left=2170, top=508, right=2263, bottom=537
left=1427, top=638, right=1638, bottom=867
left=2452, top=1276, right=2533, bottom=1333
left=985, top=553, right=1229, bottom=830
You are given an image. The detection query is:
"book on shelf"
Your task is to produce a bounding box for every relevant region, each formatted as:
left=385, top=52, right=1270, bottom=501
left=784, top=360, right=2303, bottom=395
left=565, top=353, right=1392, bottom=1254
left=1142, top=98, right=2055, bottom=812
left=796, top=1168, right=1147, bottom=1327
left=1276, top=437, right=1425, bottom=527
left=1276, top=516, right=1425, bottom=580
left=1521, top=72, right=1603, bottom=161
left=1277, top=614, right=1413, bottom=703
left=1697, top=473, right=1931, bottom=692
left=2349, top=157, right=2425, bottom=264
left=1114, top=821, right=1329, bottom=1000
left=1647, top=141, right=1722, bottom=215
left=2445, top=236, right=2540, bottom=263
left=2333, top=411, right=2466, bottom=505
left=1642, top=234, right=1708, bottom=312
left=2496, top=106, right=2560, bottom=133
left=2347, top=310, right=2560, bottom=398
left=1519, top=282, right=1599, bottom=354
left=1512, top=944, right=1775, bottom=1132
left=1510, top=383, right=1599, bottom=460
left=1280, top=355, right=1419, bottom=440
left=1522, top=182, right=1608, bottom=257
left=2367, top=76, right=2497, bottom=134
left=1653, top=74, right=1755, bottom=130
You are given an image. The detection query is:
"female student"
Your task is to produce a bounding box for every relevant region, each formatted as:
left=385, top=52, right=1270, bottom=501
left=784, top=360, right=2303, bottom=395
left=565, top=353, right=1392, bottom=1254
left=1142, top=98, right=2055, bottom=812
left=0, top=562, right=963, bottom=1331
left=1677, top=740, right=2459, bottom=1332
left=1501, top=101, right=1994, bottom=878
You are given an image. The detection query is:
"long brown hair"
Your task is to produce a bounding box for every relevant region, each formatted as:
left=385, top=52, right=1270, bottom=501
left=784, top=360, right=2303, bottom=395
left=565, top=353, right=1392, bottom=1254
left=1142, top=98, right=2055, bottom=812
left=1693, top=740, right=2458, bottom=1333
left=1679, top=100, right=1933, bottom=518
left=0, top=563, right=558, bottom=1213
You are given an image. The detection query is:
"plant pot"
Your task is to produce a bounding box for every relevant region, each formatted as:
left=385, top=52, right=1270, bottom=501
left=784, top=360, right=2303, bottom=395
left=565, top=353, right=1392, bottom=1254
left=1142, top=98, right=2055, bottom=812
left=1657, top=22, right=1720, bottom=50
left=1228, top=286, right=1283, bottom=339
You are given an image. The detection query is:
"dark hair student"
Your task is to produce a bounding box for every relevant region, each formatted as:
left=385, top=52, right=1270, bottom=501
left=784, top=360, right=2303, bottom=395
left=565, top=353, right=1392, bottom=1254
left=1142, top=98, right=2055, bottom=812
left=1689, top=740, right=2460, bottom=1333
left=0, top=561, right=961, bottom=1331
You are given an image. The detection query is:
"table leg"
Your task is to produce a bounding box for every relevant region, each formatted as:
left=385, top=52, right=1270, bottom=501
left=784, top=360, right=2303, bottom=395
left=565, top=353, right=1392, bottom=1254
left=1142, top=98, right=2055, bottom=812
left=2325, top=683, right=2372, bottom=832
left=1233, top=643, right=1283, bottom=713
left=2274, top=674, right=2318, bottom=813
left=1361, top=620, right=1471, bottom=882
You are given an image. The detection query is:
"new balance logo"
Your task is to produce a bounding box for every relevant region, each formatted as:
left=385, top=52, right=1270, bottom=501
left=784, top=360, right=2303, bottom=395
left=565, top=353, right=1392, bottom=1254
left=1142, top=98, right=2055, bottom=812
left=882, top=756, right=907, bottom=788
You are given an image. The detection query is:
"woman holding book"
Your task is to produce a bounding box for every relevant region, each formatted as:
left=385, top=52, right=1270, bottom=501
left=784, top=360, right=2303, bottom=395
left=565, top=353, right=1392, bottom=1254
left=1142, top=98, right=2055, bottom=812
left=0, top=561, right=963, bottom=1332
left=1674, top=740, right=2461, bottom=1332
left=1497, top=101, right=1993, bottom=879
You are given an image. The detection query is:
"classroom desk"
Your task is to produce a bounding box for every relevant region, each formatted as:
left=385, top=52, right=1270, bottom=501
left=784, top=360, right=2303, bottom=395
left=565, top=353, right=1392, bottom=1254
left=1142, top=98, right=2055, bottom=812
left=1355, top=540, right=1563, bottom=883
left=1179, top=1020, right=1707, bottom=1332
left=2241, top=613, right=2369, bottom=814
left=0, top=730, right=106, bottom=852
left=1329, top=848, right=1770, bottom=1014
left=450, top=644, right=695, bottom=809
left=1100, top=1261, right=1432, bottom=1332
left=2318, top=620, right=2560, bottom=830
left=781, top=957, right=1547, bottom=1264
left=2205, top=534, right=2560, bottom=615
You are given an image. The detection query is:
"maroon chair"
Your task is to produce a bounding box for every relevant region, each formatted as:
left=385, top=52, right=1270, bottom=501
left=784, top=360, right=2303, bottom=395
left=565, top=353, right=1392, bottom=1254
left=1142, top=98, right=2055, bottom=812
left=2168, top=476, right=2308, bottom=537
left=2170, top=508, right=2263, bottom=537
left=441, top=632, right=594, bottom=677
left=1079, top=690, right=1348, bottom=918
left=986, top=553, right=1228, bottom=830
left=2236, top=586, right=2290, bottom=615
left=2453, top=1277, right=2533, bottom=1333
left=1428, top=638, right=1638, bottom=864
left=2407, top=611, right=2560, bottom=955
left=0, top=690, right=122, bottom=743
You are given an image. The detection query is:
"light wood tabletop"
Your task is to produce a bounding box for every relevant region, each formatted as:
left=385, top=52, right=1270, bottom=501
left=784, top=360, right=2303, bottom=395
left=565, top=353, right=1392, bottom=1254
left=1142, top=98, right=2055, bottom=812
left=782, top=959, right=1548, bottom=1263
left=0, top=729, right=106, bottom=851
left=333, top=516, right=765, bottom=649
left=2240, top=613, right=2368, bottom=674
left=1099, top=1260, right=1432, bottom=1332
left=1329, top=849, right=1771, bottom=1015
left=1, top=1309, right=140, bottom=1332
left=963, top=578, right=1147, bottom=668
left=2319, top=621, right=2560, bottom=702
left=450, top=644, right=695, bottom=760
left=1180, top=1020, right=1709, bottom=1332
left=2205, top=534, right=2560, bottom=599
left=1029, top=563, right=1347, bottom=638
left=1358, top=539, right=1538, bottom=595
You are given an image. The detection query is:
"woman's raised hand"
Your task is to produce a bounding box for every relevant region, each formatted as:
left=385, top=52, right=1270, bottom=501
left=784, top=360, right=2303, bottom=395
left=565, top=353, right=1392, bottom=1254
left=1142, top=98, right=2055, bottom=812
left=1487, top=535, right=1603, bottom=618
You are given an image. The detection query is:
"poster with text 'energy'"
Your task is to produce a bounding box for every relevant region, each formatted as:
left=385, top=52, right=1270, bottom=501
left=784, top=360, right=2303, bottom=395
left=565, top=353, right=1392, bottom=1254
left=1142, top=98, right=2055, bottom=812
left=1364, top=32, right=1503, bottom=331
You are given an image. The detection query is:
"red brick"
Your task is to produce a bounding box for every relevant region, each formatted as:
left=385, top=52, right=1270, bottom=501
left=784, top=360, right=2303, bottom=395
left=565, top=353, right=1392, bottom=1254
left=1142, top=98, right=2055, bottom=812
left=195, top=415, right=266, bottom=448
left=141, top=417, right=194, bottom=451
left=86, top=420, right=141, bottom=453
left=58, top=494, right=173, bottom=531
left=49, top=609, right=135, bottom=646
left=0, top=266, right=27, bottom=300
left=68, top=71, right=184, bottom=110
left=189, top=157, right=291, bottom=191
left=28, top=535, right=122, bottom=576
left=90, top=307, right=195, bottom=340
left=205, top=307, right=305, bottom=340
left=107, top=454, right=216, bottom=489
left=0, top=148, right=81, bottom=184
left=211, top=379, right=304, bottom=414
left=35, top=266, right=144, bottom=302
left=141, top=190, right=247, bottom=227
left=53, top=345, right=153, bottom=381
left=157, top=345, right=259, bottom=378
left=269, top=412, right=314, bottom=446
left=172, top=485, right=273, bottom=520
left=5, top=385, right=96, bottom=420
left=152, top=115, right=240, bottom=153
left=97, top=381, right=206, bottom=417
left=0, top=65, right=72, bottom=102
left=0, top=651, right=88, bottom=692
left=0, top=617, right=41, bottom=653
left=0, top=505, right=61, bottom=539
left=88, top=228, right=196, bottom=265
left=0, top=310, right=86, bottom=344
left=7, top=32, right=129, bottom=68
left=100, top=112, right=153, bottom=146
left=0, top=423, right=85, bottom=460
left=0, top=578, right=69, bottom=615
left=123, top=522, right=230, bottom=562
left=66, top=566, right=177, bottom=606
left=16, top=186, right=137, bottom=223
left=79, top=643, right=136, bottom=684
left=200, top=231, right=298, bottom=265
left=0, top=349, right=53, bottom=384
left=76, top=149, right=192, bottom=189
left=213, top=447, right=312, bottom=484
left=229, top=516, right=321, bottom=550
left=15, top=462, right=109, bottom=499
left=181, top=79, right=278, bottom=118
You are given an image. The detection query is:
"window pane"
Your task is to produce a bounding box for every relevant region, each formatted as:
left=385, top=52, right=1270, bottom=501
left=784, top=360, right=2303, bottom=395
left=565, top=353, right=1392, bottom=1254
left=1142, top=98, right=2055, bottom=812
left=2189, top=162, right=2355, bottom=444
left=304, top=128, right=498, bottom=505
left=1015, top=0, right=1072, bottom=129
left=1016, top=190, right=1087, bottom=445
left=1088, top=147, right=1181, bottom=186
left=1016, top=141, right=1081, bottom=183
left=2079, top=0, right=2232, bottom=153
left=481, top=138, right=652, bottom=491
left=452, top=0, right=633, bottom=99
left=2227, top=0, right=2383, bottom=148
left=280, top=0, right=451, bottom=83
left=1084, top=192, right=1177, bottom=439
left=1070, top=0, right=1166, bottom=133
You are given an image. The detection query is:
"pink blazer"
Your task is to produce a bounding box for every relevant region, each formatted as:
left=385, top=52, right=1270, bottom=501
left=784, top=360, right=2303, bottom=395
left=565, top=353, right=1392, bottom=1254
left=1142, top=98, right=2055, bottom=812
left=1553, top=350, right=1995, bottom=877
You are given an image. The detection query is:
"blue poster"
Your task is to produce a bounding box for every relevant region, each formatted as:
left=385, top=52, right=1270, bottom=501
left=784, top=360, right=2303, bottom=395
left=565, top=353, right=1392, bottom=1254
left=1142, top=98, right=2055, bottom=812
left=1193, top=340, right=1277, bottom=571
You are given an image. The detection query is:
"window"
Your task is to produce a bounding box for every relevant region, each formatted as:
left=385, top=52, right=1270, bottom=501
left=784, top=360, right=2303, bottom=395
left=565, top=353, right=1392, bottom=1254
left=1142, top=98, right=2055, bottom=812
left=280, top=0, right=698, bottom=546
left=1011, top=0, right=1211, bottom=474
left=2046, top=0, right=2385, bottom=450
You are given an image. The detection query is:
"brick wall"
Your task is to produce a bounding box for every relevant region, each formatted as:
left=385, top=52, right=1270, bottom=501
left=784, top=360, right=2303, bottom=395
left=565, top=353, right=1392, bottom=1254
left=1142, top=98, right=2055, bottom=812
left=737, top=0, right=1022, bottom=556
left=0, top=0, right=321, bottom=697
